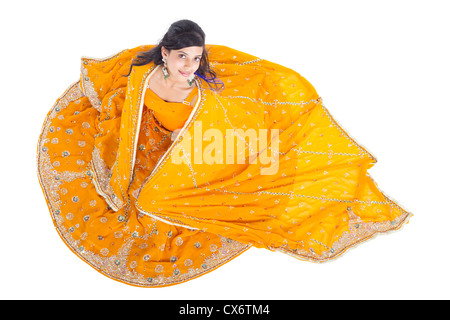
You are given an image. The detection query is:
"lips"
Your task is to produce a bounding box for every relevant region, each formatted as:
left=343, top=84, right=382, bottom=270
left=179, top=70, right=191, bottom=77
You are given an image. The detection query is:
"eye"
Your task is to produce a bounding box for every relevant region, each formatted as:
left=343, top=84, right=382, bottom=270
left=178, top=54, right=186, bottom=59
left=194, top=57, right=201, bottom=62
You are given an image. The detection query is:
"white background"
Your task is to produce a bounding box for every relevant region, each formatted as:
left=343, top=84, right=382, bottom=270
left=1, top=0, right=449, bottom=300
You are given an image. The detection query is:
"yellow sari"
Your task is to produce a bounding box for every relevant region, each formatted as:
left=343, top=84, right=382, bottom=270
left=37, top=44, right=411, bottom=287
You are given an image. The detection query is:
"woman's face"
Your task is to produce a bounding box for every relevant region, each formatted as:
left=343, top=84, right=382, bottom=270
left=162, top=46, right=203, bottom=83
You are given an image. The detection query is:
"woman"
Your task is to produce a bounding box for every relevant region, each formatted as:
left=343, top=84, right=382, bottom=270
left=37, top=20, right=411, bottom=287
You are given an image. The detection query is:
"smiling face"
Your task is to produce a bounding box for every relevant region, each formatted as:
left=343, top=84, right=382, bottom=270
left=161, top=46, right=203, bottom=83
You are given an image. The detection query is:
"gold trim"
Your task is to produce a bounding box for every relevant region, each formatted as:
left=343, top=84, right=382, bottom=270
left=88, top=161, right=119, bottom=211
left=130, top=65, right=158, bottom=176
left=271, top=210, right=412, bottom=263
left=80, top=48, right=129, bottom=64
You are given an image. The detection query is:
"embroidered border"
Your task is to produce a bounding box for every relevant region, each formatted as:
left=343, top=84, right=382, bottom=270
left=80, top=65, right=102, bottom=112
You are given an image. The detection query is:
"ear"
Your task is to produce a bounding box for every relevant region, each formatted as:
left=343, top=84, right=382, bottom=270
left=161, top=46, right=169, bottom=59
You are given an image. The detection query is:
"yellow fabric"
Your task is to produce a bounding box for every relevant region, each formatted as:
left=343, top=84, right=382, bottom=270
left=144, top=81, right=196, bottom=131
left=37, top=44, right=411, bottom=287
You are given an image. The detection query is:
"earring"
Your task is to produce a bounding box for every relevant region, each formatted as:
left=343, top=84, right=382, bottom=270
left=162, top=58, right=169, bottom=79
left=187, top=73, right=196, bottom=86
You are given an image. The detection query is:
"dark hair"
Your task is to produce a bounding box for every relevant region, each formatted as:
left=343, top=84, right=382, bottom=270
left=123, top=19, right=223, bottom=90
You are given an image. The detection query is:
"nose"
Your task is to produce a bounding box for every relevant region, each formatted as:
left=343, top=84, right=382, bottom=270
left=184, top=59, right=194, bottom=69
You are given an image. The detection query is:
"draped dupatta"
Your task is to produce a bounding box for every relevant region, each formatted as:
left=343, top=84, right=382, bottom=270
left=132, top=46, right=411, bottom=261
left=82, top=46, right=157, bottom=211
left=84, top=44, right=410, bottom=261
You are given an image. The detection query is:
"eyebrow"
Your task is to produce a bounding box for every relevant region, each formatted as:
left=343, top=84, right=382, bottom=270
left=178, top=50, right=202, bottom=57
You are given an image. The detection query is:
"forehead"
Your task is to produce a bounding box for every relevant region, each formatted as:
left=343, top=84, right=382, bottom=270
left=175, top=46, right=203, bottom=56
